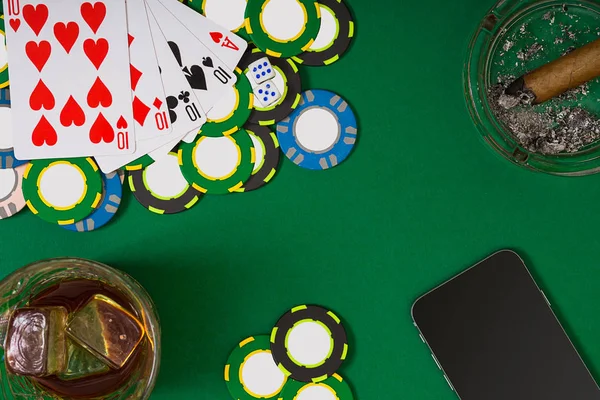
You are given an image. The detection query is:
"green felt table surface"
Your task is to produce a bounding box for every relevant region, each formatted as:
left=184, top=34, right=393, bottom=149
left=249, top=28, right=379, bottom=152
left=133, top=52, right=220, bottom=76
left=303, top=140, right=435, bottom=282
left=3, top=0, right=600, bottom=398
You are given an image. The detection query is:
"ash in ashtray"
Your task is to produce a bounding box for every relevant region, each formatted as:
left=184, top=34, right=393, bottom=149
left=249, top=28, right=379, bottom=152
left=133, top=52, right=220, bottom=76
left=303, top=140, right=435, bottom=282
left=489, top=80, right=600, bottom=154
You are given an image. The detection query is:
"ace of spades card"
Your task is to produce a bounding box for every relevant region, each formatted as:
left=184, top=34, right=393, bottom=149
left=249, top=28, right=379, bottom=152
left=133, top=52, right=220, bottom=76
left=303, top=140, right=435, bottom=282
left=3, top=0, right=135, bottom=159
left=144, top=0, right=237, bottom=114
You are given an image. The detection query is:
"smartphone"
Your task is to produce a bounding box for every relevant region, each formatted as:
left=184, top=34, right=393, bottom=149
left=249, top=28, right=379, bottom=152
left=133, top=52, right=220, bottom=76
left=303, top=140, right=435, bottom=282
left=412, top=250, right=600, bottom=400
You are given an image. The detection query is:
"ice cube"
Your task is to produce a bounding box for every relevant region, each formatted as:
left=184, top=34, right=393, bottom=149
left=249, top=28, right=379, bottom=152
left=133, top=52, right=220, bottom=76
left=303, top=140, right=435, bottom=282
left=58, top=339, right=110, bottom=380
left=5, top=306, right=67, bottom=376
left=66, top=294, right=144, bottom=369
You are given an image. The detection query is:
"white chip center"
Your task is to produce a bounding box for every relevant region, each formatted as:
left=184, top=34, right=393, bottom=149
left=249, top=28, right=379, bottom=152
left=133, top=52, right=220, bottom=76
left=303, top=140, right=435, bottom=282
left=310, top=5, right=337, bottom=51
left=297, top=384, right=337, bottom=400
left=194, top=137, right=239, bottom=179
left=241, top=351, right=286, bottom=396
left=207, top=85, right=238, bottom=122
left=144, top=154, right=189, bottom=198
left=0, top=168, right=16, bottom=199
left=262, top=0, right=307, bottom=41
left=0, top=33, right=7, bottom=69
left=39, top=163, right=85, bottom=208
left=287, top=321, right=332, bottom=366
left=204, top=0, right=247, bottom=31
left=295, top=108, right=340, bottom=152
left=0, top=106, right=13, bottom=149
left=249, top=133, right=264, bottom=173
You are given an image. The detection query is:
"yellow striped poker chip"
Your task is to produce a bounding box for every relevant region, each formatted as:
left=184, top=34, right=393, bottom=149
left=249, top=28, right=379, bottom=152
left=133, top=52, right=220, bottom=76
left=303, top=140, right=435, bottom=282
left=271, top=305, right=348, bottom=383
left=280, top=374, right=354, bottom=399
left=22, top=158, right=103, bottom=225
left=225, top=335, right=288, bottom=399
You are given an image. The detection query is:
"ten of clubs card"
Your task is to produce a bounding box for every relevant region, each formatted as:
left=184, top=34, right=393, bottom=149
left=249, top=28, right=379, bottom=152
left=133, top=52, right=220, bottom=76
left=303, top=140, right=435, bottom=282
left=3, top=0, right=135, bottom=159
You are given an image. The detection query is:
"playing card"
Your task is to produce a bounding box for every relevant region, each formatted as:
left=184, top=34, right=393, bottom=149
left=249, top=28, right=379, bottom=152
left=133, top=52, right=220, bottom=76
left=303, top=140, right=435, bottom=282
left=126, top=0, right=171, bottom=140
left=95, top=2, right=206, bottom=172
left=4, top=0, right=135, bottom=159
left=156, top=0, right=247, bottom=71
left=144, top=0, right=237, bottom=114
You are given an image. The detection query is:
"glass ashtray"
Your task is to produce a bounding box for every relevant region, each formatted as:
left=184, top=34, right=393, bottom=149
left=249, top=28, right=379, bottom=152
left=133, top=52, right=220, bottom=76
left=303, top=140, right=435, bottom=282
left=465, top=0, right=600, bottom=176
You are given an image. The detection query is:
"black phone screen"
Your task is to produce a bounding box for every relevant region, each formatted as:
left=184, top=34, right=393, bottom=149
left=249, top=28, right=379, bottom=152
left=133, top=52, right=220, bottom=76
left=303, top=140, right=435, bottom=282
left=412, top=250, right=600, bottom=400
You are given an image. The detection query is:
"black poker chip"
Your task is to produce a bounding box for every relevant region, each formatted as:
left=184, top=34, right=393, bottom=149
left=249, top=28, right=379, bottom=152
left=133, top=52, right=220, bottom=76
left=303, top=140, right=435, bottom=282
left=292, top=0, right=355, bottom=66
left=270, top=305, right=348, bottom=383
left=238, top=124, right=281, bottom=192
left=239, top=45, right=302, bottom=126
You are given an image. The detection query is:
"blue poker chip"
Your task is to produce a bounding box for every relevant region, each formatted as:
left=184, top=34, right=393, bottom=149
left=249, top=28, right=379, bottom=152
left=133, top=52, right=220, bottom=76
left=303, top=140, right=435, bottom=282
left=276, top=89, right=357, bottom=170
left=61, top=170, right=123, bottom=232
left=0, top=88, right=28, bottom=169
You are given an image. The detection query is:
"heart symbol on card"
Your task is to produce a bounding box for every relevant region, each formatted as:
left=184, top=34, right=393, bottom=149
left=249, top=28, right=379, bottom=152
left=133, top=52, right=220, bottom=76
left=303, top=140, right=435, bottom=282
left=87, top=77, right=112, bottom=108
left=22, top=4, right=48, bottom=36
left=83, top=38, right=108, bottom=69
left=80, top=2, right=106, bottom=34
left=60, top=96, right=85, bottom=127
left=116, top=116, right=128, bottom=129
left=89, top=113, right=114, bottom=144
left=54, top=22, right=79, bottom=54
left=25, top=41, right=51, bottom=72
left=9, top=19, right=20, bottom=32
left=209, top=31, right=223, bottom=44
left=202, top=57, right=213, bottom=68
left=32, top=115, right=57, bottom=147
left=29, top=80, right=55, bottom=111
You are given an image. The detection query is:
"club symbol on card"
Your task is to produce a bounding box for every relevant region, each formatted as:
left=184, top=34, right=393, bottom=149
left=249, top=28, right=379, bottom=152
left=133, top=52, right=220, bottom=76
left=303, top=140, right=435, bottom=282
left=32, top=115, right=57, bottom=147
left=80, top=2, right=106, bottom=34
left=54, top=22, right=79, bottom=54
left=23, top=4, right=48, bottom=36
left=60, top=96, right=85, bottom=127
left=9, top=19, right=21, bottom=32
left=178, top=91, right=191, bottom=104
left=83, top=38, right=108, bottom=69
left=25, top=40, right=51, bottom=72
left=30, top=79, right=55, bottom=111
left=202, top=57, right=213, bottom=68
left=132, top=97, right=150, bottom=126
left=87, top=77, right=112, bottom=108
left=89, top=112, right=114, bottom=144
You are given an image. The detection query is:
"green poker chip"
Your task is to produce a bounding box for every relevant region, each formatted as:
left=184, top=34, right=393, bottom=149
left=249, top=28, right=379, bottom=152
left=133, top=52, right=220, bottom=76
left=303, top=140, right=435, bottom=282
left=225, top=335, right=288, bottom=400
left=280, top=374, right=354, bottom=399
left=23, top=158, right=103, bottom=225
left=199, top=68, right=254, bottom=137
left=178, top=128, right=255, bottom=194
left=124, top=154, right=154, bottom=171
left=245, top=0, right=321, bottom=58
left=236, top=124, right=280, bottom=192
left=186, top=0, right=251, bottom=40
left=0, top=16, right=10, bottom=88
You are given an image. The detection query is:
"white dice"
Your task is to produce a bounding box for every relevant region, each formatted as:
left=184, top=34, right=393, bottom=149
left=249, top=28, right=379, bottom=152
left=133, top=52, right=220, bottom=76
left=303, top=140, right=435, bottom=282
left=253, top=81, right=281, bottom=107
left=248, top=57, right=276, bottom=84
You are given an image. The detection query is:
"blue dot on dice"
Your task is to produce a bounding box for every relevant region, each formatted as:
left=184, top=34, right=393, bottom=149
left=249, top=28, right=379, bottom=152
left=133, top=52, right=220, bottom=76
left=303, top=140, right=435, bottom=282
left=255, top=74, right=261, bottom=79
left=258, top=64, right=263, bottom=70
left=253, top=67, right=257, bottom=72
left=271, top=92, right=276, bottom=96
left=266, top=84, right=271, bottom=88
left=263, top=96, right=268, bottom=102
left=258, top=89, right=264, bottom=94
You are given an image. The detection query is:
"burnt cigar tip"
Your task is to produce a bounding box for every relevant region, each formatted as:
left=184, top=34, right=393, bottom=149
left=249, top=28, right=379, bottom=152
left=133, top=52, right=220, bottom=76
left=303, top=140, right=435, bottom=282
left=505, top=76, right=526, bottom=96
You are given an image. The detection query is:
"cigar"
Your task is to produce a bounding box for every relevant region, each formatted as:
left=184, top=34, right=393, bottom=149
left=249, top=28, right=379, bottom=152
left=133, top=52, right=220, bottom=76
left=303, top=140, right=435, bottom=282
left=505, top=38, right=600, bottom=104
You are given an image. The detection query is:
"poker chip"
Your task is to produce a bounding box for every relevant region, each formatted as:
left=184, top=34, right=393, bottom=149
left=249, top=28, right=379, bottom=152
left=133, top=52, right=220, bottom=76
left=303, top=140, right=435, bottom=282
left=237, top=124, right=280, bottom=192
left=178, top=128, right=255, bottom=194
left=0, top=16, right=9, bottom=88
left=61, top=170, right=123, bottom=232
left=239, top=47, right=302, bottom=126
left=280, top=374, right=354, bottom=400
left=245, top=0, right=321, bottom=58
left=270, top=305, right=348, bottom=383
left=225, top=335, right=288, bottom=400
left=292, top=0, right=355, bottom=66
left=187, top=0, right=250, bottom=39
left=0, top=164, right=27, bottom=219
left=199, top=68, right=254, bottom=137
left=124, top=154, right=154, bottom=171
left=129, top=152, right=202, bottom=214
left=22, top=158, right=103, bottom=225
left=276, top=89, right=357, bottom=170
left=0, top=88, right=27, bottom=169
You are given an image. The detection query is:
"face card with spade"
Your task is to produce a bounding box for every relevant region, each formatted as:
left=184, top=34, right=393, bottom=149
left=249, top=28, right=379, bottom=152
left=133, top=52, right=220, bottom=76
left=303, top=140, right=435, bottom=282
left=126, top=0, right=171, bottom=141
left=3, top=0, right=135, bottom=159
left=144, top=0, right=237, bottom=114
left=155, top=0, right=247, bottom=71
left=95, top=2, right=206, bottom=172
